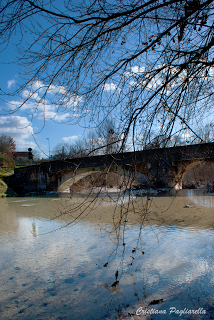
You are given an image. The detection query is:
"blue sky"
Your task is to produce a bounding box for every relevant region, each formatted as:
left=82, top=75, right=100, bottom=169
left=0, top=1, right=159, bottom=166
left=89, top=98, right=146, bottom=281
left=0, top=41, right=88, bottom=157
left=0, top=56, right=123, bottom=156
left=0, top=36, right=142, bottom=156
left=0, top=2, right=158, bottom=157
left=0, top=44, right=209, bottom=156
left=0, top=2, right=95, bottom=157
left=1, top=1, right=213, bottom=157
left=0, top=34, right=127, bottom=157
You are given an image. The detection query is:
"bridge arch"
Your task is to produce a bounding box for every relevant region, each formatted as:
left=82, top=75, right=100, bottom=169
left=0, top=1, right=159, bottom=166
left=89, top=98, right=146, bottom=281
left=181, top=160, right=214, bottom=189
left=57, top=166, right=148, bottom=193
left=58, top=160, right=209, bottom=193
left=173, top=159, right=205, bottom=190
left=57, top=169, right=101, bottom=193
left=11, top=142, right=214, bottom=194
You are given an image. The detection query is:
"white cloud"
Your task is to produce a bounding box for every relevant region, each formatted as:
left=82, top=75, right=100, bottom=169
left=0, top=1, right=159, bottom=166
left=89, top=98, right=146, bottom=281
left=37, top=102, right=55, bottom=113
left=61, top=135, right=79, bottom=143
left=37, top=110, right=72, bottom=122
left=6, top=82, right=84, bottom=124
left=181, top=132, right=191, bottom=138
left=209, top=67, right=214, bottom=77
left=28, top=81, right=67, bottom=96
left=7, top=99, right=38, bottom=111
left=53, top=113, right=72, bottom=121
left=22, top=90, right=30, bottom=98
left=0, top=116, right=36, bottom=150
left=129, top=69, right=165, bottom=90
left=8, top=98, right=74, bottom=122
left=61, top=95, right=83, bottom=107
left=22, top=90, right=40, bottom=101
left=31, top=80, right=45, bottom=91
left=7, top=99, right=56, bottom=115
left=124, top=66, right=145, bottom=77
left=103, top=83, right=117, bottom=91
left=6, top=100, right=21, bottom=110
left=130, top=66, right=145, bottom=74
left=47, top=84, right=66, bottom=95
left=7, top=79, right=16, bottom=89
left=129, top=80, right=139, bottom=87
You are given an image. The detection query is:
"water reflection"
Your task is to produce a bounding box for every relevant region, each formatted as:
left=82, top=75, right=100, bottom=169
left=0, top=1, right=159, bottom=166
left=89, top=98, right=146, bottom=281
left=31, top=222, right=37, bottom=237
left=184, top=189, right=214, bottom=208
left=0, top=196, right=213, bottom=319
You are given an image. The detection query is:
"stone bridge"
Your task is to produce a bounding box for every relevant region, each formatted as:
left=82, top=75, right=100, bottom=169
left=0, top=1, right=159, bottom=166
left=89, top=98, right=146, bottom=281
left=9, top=142, right=214, bottom=194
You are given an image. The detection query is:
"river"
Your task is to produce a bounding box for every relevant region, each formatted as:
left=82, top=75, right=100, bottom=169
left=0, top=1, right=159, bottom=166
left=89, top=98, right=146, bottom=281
left=0, top=190, right=214, bottom=319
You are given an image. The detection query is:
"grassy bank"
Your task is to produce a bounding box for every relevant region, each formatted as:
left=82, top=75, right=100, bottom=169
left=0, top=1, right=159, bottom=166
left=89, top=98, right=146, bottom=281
left=0, top=170, right=15, bottom=197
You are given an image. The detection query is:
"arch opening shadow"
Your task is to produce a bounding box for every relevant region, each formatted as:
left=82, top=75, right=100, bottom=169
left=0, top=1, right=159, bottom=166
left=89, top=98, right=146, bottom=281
left=182, top=161, right=214, bottom=190
left=57, top=168, right=147, bottom=193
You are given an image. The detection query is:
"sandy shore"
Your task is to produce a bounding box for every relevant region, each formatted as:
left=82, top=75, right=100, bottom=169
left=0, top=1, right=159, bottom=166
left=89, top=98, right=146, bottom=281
left=3, top=191, right=213, bottom=230
left=72, top=194, right=214, bottom=229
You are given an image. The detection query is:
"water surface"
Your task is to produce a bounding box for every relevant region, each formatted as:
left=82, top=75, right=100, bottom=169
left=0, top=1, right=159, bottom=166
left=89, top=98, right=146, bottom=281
left=0, top=195, right=213, bottom=319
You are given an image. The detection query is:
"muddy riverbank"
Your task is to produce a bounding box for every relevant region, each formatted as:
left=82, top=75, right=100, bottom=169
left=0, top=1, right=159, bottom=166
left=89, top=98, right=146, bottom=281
left=2, top=190, right=214, bottom=230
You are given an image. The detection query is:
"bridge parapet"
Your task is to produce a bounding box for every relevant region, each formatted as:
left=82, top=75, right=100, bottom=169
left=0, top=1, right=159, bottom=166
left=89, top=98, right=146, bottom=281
left=9, top=142, right=214, bottom=194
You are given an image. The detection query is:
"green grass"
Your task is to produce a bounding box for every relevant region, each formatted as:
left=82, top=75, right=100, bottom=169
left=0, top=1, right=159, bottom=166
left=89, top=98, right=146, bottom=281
left=0, top=154, right=15, bottom=196
left=0, top=179, right=7, bottom=194
left=0, top=177, right=16, bottom=197
left=0, top=170, right=15, bottom=197
left=0, top=168, right=14, bottom=173
left=0, top=171, right=14, bottom=178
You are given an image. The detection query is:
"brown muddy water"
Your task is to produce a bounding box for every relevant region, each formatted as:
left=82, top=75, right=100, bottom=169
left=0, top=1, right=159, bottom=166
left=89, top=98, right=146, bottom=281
left=0, top=190, right=214, bottom=320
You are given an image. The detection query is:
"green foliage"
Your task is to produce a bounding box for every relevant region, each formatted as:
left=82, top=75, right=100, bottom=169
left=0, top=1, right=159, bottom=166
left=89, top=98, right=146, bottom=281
left=0, top=179, right=7, bottom=194
left=0, top=171, right=15, bottom=196
left=0, top=154, right=15, bottom=171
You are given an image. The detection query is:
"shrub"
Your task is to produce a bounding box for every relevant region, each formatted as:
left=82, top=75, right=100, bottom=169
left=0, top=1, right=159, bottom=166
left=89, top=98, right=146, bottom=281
left=0, top=154, right=15, bottom=171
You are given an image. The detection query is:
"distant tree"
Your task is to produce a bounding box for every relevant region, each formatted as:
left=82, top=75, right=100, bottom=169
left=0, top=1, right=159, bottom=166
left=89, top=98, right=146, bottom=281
left=52, top=143, right=70, bottom=160
left=143, top=134, right=170, bottom=149
left=171, top=134, right=183, bottom=147
left=30, top=149, right=41, bottom=164
left=81, top=131, right=97, bottom=157
left=67, top=139, right=89, bottom=158
left=52, top=120, right=122, bottom=159
left=0, top=135, right=16, bottom=157
left=52, top=140, right=89, bottom=159
left=95, top=119, right=122, bottom=155
left=194, top=123, right=214, bottom=144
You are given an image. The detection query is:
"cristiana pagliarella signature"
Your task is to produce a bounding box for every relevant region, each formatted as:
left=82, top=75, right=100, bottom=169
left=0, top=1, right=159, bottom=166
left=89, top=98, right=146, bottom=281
left=136, top=307, right=206, bottom=316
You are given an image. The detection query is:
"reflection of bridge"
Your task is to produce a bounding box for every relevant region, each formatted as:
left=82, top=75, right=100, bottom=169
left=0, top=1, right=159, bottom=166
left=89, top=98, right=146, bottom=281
left=10, top=142, right=214, bottom=194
